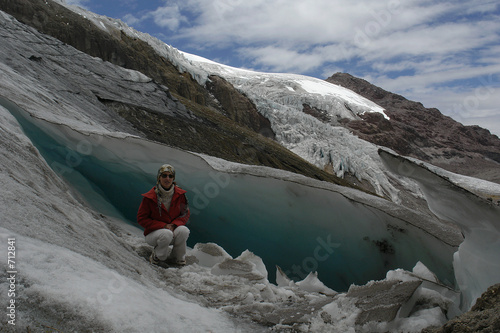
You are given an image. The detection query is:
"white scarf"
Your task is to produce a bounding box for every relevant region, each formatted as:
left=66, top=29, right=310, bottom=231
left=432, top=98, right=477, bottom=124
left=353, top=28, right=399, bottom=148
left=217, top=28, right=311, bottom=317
left=158, top=184, right=175, bottom=211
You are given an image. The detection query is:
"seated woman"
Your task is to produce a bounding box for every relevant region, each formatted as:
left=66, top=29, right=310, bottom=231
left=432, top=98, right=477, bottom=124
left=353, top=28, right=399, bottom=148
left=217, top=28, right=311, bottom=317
left=137, top=164, right=190, bottom=266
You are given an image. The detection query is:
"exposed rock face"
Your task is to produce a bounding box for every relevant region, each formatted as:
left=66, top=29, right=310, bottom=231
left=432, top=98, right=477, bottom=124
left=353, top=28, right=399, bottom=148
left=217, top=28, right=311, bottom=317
left=423, top=283, right=500, bottom=333
left=206, top=75, right=275, bottom=138
left=326, top=73, right=500, bottom=184
left=303, top=103, right=331, bottom=122
left=1, top=0, right=208, bottom=105
left=0, top=10, right=187, bottom=133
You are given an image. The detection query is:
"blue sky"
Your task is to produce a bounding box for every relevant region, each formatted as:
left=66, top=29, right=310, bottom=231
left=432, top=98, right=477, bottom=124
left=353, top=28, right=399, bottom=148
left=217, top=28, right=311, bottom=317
left=67, top=0, right=500, bottom=136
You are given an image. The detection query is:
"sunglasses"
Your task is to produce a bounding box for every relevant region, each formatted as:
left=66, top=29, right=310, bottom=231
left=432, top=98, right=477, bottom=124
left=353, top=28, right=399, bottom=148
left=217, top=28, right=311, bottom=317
left=160, top=174, right=174, bottom=179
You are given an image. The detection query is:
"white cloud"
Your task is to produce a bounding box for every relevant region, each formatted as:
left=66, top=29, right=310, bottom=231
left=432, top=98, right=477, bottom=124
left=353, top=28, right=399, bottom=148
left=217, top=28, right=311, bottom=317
left=361, top=22, right=495, bottom=58
left=122, top=4, right=187, bottom=31
left=132, top=1, right=498, bottom=62
left=150, top=5, right=187, bottom=30
left=122, top=13, right=141, bottom=26
left=64, top=0, right=91, bottom=8
left=161, top=1, right=496, bottom=73
left=238, top=46, right=326, bottom=73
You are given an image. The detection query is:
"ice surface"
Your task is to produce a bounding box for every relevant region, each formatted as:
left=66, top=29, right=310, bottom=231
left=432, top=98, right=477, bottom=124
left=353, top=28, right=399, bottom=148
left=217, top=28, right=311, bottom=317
left=6, top=102, right=459, bottom=292
left=0, top=228, right=245, bottom=332
left=380, top=150, right=500, bottom=310
left=0, top=97, right=464, bottom=331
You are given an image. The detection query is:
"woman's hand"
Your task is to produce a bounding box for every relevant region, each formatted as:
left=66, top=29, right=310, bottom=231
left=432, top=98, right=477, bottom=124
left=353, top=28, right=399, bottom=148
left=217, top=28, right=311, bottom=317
left=165, top=224, right=175, bottom=231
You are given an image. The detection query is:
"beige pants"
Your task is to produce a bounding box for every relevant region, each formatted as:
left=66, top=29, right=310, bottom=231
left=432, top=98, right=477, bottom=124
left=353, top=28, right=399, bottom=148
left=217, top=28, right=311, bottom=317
left=145, top=226, right=190, bottom=261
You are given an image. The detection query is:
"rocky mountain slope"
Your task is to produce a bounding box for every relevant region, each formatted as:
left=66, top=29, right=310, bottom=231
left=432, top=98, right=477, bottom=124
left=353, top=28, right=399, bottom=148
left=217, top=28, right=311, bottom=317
left=326, top=73, right=500, bottom=184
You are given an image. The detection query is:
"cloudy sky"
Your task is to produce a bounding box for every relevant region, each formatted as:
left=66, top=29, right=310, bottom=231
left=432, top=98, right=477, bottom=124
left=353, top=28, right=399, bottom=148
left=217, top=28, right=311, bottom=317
left=68, top=0, right=500, bottom=136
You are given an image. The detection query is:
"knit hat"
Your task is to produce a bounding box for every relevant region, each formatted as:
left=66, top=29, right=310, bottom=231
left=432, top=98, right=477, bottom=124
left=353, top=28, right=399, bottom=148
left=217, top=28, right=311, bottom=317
left=155, top=164, right=176, bottom=215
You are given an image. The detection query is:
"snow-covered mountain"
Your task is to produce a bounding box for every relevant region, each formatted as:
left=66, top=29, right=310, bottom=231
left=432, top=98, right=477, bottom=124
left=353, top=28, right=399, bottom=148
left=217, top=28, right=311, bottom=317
left=1, top=1, right=499, bottom=332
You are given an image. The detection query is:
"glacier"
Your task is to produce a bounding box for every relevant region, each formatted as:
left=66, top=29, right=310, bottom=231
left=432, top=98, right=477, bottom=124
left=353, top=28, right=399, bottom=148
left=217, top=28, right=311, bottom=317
left=175, top=54, right=402, bottom=201
left=1, top=5, right=500, bottom=332
left=58, top=1, right=400, bottom=201
left=4, top=97, right=460, bottom=292
left=380, top=150, right=500, bottom=310
left=3, top=86, right=499, bottom=332
left=0, top=94, right=466, bottom=333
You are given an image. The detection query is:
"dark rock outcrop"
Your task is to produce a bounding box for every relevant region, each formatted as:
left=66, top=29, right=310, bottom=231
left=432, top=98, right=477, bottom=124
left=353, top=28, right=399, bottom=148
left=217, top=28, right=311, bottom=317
left=326, top=73, right=500, bottom=184
left=206, top=75, right=275, bottom=138
left=0, top=0, right=208, bottom=105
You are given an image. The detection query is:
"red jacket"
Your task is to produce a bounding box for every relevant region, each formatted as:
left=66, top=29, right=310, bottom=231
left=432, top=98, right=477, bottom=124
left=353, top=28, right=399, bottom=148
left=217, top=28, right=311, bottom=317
left=137, top=186, right=190, bottom=236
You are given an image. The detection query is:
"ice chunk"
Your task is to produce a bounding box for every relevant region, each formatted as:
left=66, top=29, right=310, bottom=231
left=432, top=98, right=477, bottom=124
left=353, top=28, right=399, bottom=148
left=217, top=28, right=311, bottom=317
left=211, top=250, right=268, bottom=281
left=315, top=295, right=360, bottom=333
left=346, top=279, right=422, bottom=325
left=190, top=242, right=232, bottom=267
left=276, top=265, right=293, bottom=287
left=237, top=250, right=268, bottom=279
left=296, top=271, right=337, bottom=296
left=412, top=261, right=439, bottom=283
left=386, top=268, right=420, bottom=282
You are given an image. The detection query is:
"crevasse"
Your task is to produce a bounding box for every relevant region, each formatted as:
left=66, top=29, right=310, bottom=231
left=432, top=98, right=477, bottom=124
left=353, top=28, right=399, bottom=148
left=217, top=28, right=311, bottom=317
left=6, top=99, right=460, bottom=293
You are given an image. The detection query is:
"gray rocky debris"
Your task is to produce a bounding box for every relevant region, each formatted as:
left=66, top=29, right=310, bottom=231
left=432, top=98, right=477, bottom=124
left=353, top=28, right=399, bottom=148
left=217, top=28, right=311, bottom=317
left=346, top=279, right=422, bottom=325
left=423, top=283, right=500, bottom=333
